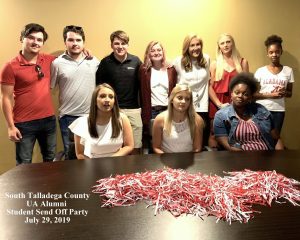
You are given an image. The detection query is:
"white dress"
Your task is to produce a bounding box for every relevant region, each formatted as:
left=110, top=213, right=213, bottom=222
left=69, top=114, right=123, bottom=158
left=161, top=118, right=193, bottom=153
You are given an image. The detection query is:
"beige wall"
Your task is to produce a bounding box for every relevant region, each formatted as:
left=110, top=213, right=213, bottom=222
left=1, top=0, right=300, bottom=173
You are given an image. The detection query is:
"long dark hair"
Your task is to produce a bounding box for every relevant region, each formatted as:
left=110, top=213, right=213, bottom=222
left=88, top=83, right=122, bottom=138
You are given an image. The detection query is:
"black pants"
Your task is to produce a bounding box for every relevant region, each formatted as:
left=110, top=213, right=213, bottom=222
left=197, top=112, right=210, bottom=148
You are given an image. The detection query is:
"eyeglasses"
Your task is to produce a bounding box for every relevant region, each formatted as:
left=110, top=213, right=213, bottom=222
left=65, top=25, right=82, bottom=31
left=35, top=65, right=44, bottom=80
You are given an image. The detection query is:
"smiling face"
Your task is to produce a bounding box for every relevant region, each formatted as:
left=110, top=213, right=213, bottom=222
left=172, top=90, right=191, bottom=113
left=267, top=44, right=282, bottom=65
left=111, top=37, right=128, bottom=61
left=188, top=37, right=202, bottom=60
left=149, top=43, right=163, bottom=63
left=21, top=32, right=44, bottom=55
left=218, top=35, right=233, bottom=56
left=231, top=83, right=252, bottom=108
left=97, top=87, right=115, bottom=113
left=65, top=31, right=84, bottom=57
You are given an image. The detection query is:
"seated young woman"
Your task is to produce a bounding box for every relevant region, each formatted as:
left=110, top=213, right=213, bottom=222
left=213, top=73, right=284, bottom=151
left=69, top=83, right=134, bottom=159
left=152, top=84, right=204, bottom=153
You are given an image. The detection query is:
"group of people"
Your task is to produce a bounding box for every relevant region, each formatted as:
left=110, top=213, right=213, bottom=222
left=0, top=23, right=294, bottom=165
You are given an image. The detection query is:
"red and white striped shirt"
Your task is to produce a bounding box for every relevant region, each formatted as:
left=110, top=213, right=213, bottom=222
left=234, top=119, right=269, bottom=150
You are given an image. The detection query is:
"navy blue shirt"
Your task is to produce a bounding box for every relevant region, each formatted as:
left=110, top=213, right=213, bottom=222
left=96, top=53, right=141, bottom=109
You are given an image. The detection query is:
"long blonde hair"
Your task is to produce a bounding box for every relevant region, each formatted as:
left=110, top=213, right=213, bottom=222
left=164, top=84, right=196, bottom=140
left=215, top=33, right=243, bottom=81
left=181, top=34, right=207, bottom=72
left=142, top=41, right=167, bottom=71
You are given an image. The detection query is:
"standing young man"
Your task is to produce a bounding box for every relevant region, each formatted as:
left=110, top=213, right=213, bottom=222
left=96, top=30, right=142, bottom=154
left=51, top=25, right=99, bottom=159
left=0, top=23, right=56, bottom=164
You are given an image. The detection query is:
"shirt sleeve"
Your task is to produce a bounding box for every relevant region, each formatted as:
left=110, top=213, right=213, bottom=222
left=95, top=60, right=107, bottom=86
left=254, top=68, right=261, bottom=82
left=69, top=116, right=89, bottom=140
left=204, top=53, right=210, bottom=68
left=0, top=63, right=15, bottom=85
left=289, top=68, right=295, bottom=83
left=213, top=110, right=230, bottom=137
left=50, top=60, right=59, bottom=89
left=172, top=57, right=180, bottom=72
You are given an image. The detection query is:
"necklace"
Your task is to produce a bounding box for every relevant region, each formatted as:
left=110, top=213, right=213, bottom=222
left=173, top=119, right=187, bottom=133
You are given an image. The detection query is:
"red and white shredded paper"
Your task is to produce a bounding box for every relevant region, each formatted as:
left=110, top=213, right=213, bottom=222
left=92, top=169, right=300, bottom=224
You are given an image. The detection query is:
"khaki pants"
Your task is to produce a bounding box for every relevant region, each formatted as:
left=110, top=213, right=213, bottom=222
left=121, top=108, right=143, bottom=148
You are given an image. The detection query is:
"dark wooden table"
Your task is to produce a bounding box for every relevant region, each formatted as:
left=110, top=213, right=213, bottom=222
left=1, top=150, right=300, bottom=240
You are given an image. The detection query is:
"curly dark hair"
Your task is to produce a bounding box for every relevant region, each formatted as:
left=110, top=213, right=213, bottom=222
left=264, top=35, right=283, bottom=49
left=229, top=73, right=258, bottom=95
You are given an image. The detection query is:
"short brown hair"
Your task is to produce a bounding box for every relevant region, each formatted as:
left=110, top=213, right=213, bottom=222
left=110, top=30, right=129, bottom=44
left=20, top=23, right=48, bottom=42
left=63, top=25, right=85, bottom=42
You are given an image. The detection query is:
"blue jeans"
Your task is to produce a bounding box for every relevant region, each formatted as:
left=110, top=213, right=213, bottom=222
left=15, top=116, right=56, bottom=165
left=151, top=109, right=164, bottom=119
left=270, top=111, right=285, bottom=133
left=59, top=115, right=79, bottom=160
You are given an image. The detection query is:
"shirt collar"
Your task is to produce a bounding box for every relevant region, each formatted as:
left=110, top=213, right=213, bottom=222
left=62, top=51, right=86, bottom=62
left=17, top=51, right=45, bottom=66
left=228, top=103, right=261, bottom=119
left=227, top=105, right=236, bottom=118
left=110, top=52, right=132, bottom=63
